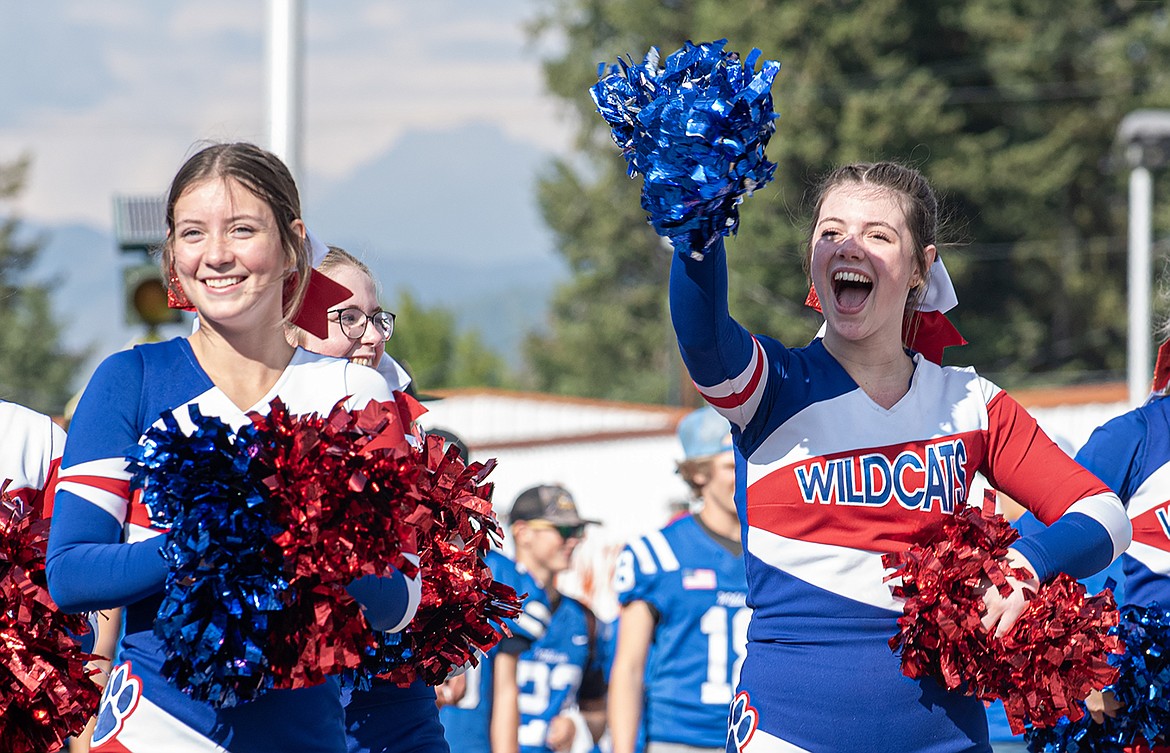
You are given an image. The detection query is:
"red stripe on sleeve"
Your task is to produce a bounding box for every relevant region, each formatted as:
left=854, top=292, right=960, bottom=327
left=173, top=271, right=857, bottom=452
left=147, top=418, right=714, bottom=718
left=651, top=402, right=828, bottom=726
left=64, top=473, right=131, bottom=500
left=700, top=340, right=765, bottom=410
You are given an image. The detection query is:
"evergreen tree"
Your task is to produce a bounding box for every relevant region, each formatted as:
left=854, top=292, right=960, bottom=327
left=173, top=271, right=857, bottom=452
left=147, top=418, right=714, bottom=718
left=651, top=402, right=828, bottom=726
left=387, top=290, right=513, bottom=392
left=0, top=156, right=85, bottom=416
left=528, top=0, right=1170, bottom=401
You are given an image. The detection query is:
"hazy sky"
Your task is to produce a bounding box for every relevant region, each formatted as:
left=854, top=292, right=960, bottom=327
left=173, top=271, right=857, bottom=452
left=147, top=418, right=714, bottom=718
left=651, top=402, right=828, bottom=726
left=0, top=0, right=572, bottom=228
left=0, top=0, right=582, bottom=372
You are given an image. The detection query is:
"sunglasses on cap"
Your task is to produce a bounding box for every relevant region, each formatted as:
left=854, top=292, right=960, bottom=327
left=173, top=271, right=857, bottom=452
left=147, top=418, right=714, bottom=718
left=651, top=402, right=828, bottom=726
left=525, top=520, right=586, bottom=539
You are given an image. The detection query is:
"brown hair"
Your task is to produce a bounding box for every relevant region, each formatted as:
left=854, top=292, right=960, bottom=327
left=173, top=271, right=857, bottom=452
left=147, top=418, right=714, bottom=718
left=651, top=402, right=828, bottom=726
left=804, top=162, right=938, bottom=310
left=676, top=457, right=714, bottom=497
left=161, top=142, right=311, bottom=321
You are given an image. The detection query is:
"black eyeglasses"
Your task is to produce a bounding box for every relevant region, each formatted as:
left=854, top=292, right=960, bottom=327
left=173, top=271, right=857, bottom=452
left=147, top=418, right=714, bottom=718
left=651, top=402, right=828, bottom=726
left=329, top=307, right=395, bottom=341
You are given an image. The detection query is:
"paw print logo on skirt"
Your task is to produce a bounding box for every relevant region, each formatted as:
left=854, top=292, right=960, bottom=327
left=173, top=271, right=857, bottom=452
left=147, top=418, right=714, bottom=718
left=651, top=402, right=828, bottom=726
left=728, top=690, right=758, bottom=752
left=92, top=662, right=142, bottom=747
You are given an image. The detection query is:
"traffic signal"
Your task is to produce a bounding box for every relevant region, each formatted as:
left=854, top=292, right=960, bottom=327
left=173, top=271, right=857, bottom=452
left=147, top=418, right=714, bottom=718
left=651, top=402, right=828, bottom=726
left=123, top=262, right=181, bottom=328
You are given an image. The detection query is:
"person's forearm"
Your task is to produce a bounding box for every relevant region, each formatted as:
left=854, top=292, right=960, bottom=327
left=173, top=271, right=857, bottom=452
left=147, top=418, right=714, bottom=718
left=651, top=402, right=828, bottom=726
left=608, top=667, right=645, bottom=753
left=345, top=554, right=421, bottom=632
left=490, top=706, right=519, bottom=753
left=46, top=498, right=167, bottom=612
left=491, top=652, right=520, bottom=753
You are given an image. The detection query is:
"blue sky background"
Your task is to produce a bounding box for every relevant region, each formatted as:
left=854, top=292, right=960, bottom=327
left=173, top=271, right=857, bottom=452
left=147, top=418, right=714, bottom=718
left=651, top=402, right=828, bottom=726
left=0, top=0, right=577, bottom=385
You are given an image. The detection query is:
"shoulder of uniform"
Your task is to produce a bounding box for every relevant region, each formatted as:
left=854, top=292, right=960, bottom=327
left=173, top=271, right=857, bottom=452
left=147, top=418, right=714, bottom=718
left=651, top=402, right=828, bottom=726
left=626, top=527, right=681, bottom=576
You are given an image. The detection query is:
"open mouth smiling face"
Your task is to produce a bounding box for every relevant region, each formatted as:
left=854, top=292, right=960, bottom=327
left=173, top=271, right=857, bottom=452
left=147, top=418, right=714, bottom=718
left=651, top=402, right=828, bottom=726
left=831, top=269, right=874, bottom=314
left=809, top=185, right=928, bottom=345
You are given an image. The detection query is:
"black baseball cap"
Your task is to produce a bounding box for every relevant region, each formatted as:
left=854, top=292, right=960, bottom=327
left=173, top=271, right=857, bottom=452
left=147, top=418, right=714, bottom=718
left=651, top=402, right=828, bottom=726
left=509, top=484, right=599, bottom=527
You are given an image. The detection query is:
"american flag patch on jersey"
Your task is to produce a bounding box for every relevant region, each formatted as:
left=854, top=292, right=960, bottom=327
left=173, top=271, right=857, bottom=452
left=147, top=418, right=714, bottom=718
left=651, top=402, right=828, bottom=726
left=682, top=568, right=717, bottom=590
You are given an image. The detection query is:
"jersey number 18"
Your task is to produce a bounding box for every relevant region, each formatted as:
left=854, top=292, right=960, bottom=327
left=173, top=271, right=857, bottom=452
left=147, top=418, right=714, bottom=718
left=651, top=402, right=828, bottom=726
left=700, top=605, right=750, bottom=706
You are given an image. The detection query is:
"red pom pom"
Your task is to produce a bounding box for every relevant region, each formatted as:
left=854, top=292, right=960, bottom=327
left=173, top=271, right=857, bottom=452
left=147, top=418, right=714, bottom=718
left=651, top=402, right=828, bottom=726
left=256, top=398, right=421, bottom=688
left=0, top=484, right=102, bottom=752
left=883, top=502, right=1122, bottom=734
left=248, top=395, right=521, bottom=689
left=382, top=430, right=522, bottom=686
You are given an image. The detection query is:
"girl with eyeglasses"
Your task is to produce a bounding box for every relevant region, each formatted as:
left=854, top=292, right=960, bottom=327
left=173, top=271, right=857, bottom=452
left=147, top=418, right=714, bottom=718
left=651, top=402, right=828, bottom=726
left=292, top=247, right=411, bottom=394
left=291, top=246, right=450, bottom=753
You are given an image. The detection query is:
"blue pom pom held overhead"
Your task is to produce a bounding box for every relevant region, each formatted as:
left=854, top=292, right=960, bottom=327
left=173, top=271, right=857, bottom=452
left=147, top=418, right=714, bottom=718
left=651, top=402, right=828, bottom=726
left=590, top=39, right=781, bottom=260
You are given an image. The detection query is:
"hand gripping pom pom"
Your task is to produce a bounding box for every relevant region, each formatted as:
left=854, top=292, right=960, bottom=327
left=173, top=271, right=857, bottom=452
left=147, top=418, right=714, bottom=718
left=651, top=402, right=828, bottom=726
left=883, top=502, right=1122, bottom=734
left=0, top=485, right=102, bottom=752
left=591, top=39, right=781, bottom=260
left=354, top=431, right=522, bottom=688
left=1025, top=603, right=1170, bottom=752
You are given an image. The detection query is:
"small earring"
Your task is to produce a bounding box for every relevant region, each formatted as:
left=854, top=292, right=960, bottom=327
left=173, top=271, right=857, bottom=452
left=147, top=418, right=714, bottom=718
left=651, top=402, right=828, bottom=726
left=167, top=263, right=192, bottom=310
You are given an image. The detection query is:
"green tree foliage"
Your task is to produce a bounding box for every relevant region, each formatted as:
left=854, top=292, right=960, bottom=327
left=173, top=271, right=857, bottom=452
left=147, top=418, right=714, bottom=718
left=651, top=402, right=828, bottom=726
left=387, top=290, right=512, bottom=392
left=528, top=0, right=1170, bottom=400
left=0, top=156, right=85, bottom=416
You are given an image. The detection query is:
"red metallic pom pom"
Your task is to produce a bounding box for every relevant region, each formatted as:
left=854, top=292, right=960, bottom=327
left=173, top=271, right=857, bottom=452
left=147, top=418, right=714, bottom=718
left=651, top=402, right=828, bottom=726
left=249, top=394, right=521, bottom=689
left=381, top=430, right=522, bottom=686
left=0, top=483, right=102, bottom=752
left=883, top=502, right=1122, bottom=734
left=255, top=397, right=422, bottom=688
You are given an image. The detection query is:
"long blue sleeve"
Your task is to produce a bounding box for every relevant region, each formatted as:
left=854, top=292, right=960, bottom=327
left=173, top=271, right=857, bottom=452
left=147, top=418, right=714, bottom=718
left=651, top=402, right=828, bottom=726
left=46, top=349, right=170, bottom=612
left=668, top=238, right=757, bottom=389
left=47, top=496, right=168, bottom=612
left=346, top=553, right=421, bottom=633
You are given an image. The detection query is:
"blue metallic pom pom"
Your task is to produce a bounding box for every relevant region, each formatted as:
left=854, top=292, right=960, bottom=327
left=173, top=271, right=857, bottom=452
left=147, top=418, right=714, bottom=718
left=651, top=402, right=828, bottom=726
left=341, top=631, right=409, bottom=692
left=128, top=407, right=287, bottom=707
left=1025, top=603, right=1170, bottom=751
left=591, top=39, right=781, bottom=259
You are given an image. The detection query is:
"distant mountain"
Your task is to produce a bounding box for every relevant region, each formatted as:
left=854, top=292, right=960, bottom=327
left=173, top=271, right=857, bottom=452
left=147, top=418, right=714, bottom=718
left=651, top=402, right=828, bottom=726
left=28, top=122, right=569, bottom=390
left=302, top=120, right=568, bottom=360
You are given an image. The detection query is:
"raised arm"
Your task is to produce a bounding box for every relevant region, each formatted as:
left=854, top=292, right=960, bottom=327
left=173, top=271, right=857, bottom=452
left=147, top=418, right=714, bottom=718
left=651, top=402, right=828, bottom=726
left=669, top=240, right=770, bottom=430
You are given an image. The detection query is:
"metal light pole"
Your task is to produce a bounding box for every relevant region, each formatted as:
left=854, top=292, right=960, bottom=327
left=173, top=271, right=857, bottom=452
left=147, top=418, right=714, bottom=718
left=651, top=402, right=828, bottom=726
left=1118, top=110, right=1170, bottom=405
left=267, top=0, right=304, bottom=183
left=1127, top=160, right=1152, bottom=406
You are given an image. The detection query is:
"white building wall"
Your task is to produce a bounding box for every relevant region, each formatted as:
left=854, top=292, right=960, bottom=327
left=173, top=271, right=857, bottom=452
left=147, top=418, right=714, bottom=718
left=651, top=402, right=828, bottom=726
left=1029, top=401, right=1131, bottom=453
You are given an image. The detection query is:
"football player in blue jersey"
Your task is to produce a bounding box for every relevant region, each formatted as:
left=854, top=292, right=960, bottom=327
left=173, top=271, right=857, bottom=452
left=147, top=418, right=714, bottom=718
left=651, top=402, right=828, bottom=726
left=439, top=486, right=559, bottom=753
left=609, top=407, right=749, bottom=753
left=508, top=484, right=607, bottom=753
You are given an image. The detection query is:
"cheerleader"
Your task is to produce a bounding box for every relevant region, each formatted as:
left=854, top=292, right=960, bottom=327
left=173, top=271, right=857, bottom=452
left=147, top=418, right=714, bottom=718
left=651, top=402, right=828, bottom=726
left=1070, top=342, right=1170, bottom=752
left=669, top=161, right=1131, bottom=752
left=46, top=142, right=420, bottom=753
